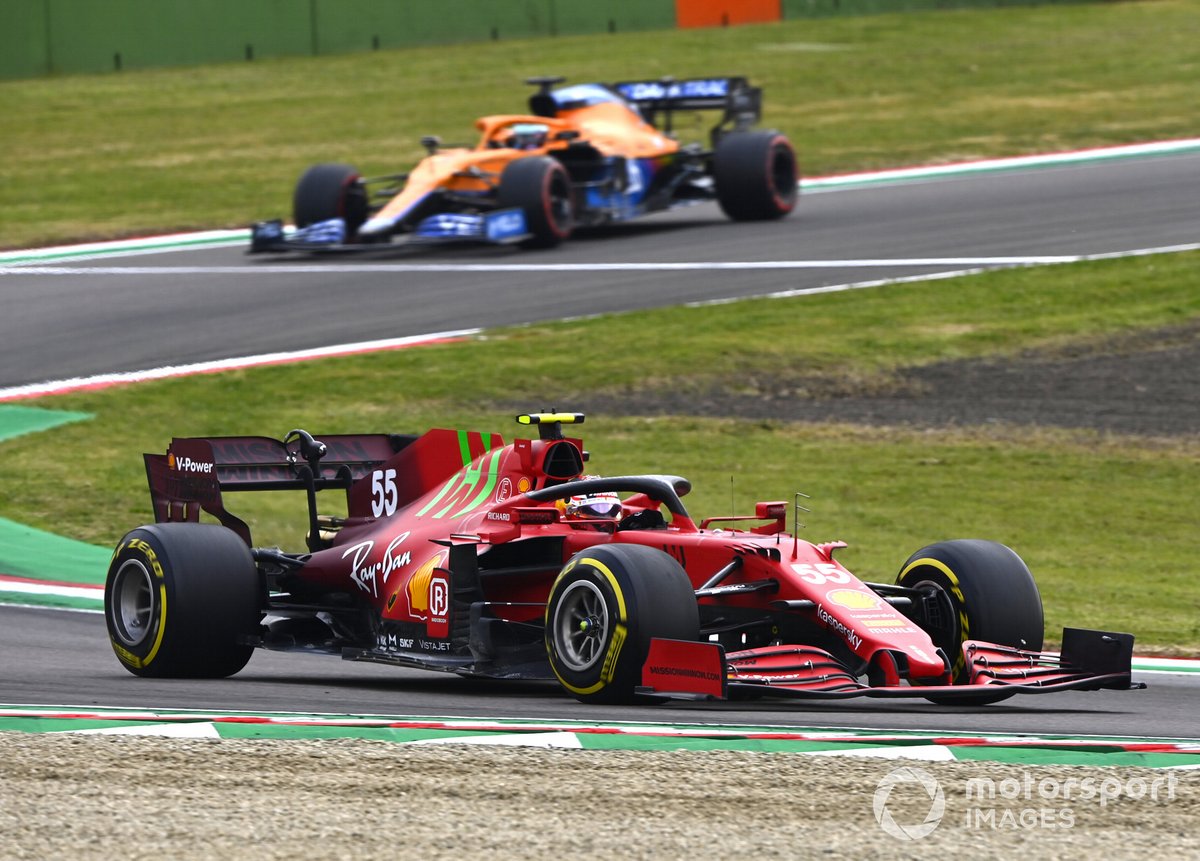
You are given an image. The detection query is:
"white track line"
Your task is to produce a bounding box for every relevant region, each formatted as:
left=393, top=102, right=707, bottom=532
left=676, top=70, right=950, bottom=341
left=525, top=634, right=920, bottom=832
left=0, top=330, right=480, bottom=402
left=803, top=137, right=1200, bottom=190
left=3, top=239, right=1198, bottom=402
left=3, top=244, right=1196, bottom=279
left=0, top=257, right=1098, bottom=275
left=2, top=138, right=1198, bottom=267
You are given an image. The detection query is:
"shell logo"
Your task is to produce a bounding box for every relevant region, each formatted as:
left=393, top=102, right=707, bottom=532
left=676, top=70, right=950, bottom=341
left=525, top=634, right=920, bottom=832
left=167, top=452, right=176, bottom=469
left=826, top=589, right=881, bottom=610
left=407, top=553, right=445, bottom=616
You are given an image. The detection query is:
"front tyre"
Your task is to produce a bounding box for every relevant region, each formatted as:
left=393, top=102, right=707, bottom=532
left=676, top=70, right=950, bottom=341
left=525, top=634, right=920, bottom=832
left=498, top=156, right=573, bottom=248
left=105, top=523, right=262, bottom=678
left=293, top=162, right=368, bottom=240
left=897, top=539, right=1044, bottom=704
left=546, top=544, right=699, bottom=704
left=713, top=130, right=798, bottom=221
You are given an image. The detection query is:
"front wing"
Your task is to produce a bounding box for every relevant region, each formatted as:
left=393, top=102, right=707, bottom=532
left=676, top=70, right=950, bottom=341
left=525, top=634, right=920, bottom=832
left=639, top=627, right=1143, bottom=702
left=249, top=207, right=530, bottom=253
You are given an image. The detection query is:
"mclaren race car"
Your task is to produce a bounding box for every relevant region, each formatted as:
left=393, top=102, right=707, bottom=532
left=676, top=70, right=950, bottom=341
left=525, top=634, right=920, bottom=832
left=248, top=76, right=798, bottom=253
left=105, top=413, right=1139, bottom=705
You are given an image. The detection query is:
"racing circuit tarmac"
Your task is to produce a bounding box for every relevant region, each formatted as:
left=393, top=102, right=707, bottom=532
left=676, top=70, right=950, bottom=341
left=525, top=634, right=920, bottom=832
left=1, top=148, right=1198, bottom=739
left=2, top=605, right=1197, bottom=739
left=1, top=148, right=1198, bottom=389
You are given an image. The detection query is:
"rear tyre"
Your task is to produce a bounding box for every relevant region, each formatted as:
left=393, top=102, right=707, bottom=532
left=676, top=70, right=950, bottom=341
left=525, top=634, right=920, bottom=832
left=897, top=539, right=1044, bottom=705
left=498, top=156, right=573, bottom=248
left=713, top=130, right=798, bottom=221
left=545, top=544, right=699, bottom=704
left=105, top=523, right=262, bottom=678
left=293, top=162, right=368, bottom=239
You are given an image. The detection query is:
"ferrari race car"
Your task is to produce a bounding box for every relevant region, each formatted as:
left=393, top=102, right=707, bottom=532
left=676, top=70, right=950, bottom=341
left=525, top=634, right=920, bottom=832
left=105, top=413, right=1140, bottom=705
left=248, top=75, right=797, bottom=253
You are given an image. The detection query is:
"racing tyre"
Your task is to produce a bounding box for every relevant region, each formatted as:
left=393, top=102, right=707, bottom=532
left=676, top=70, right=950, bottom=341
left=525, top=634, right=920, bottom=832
left=498, top=156, right=573, bottom=248
left=546, top=544, right=699, bottom=704
left=897, top=539, right=1044, bottom=705
left=293, top=162, right=368, bottom=239
left=713, top=130, right=798, bottom=221
left=105, top=523, right=262, bottom=678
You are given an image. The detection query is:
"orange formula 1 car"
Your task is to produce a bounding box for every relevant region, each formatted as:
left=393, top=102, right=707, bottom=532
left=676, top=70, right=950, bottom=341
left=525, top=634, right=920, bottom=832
left=249, top=76, right=798, bottom=253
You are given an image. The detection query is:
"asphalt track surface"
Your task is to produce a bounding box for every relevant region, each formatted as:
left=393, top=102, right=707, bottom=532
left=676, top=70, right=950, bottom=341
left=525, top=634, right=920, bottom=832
left=2, top=151, right=1198, bottom=738
left=2, top=606, right=1192, bottom=738
left=1, top=150, right=1198, bottom=389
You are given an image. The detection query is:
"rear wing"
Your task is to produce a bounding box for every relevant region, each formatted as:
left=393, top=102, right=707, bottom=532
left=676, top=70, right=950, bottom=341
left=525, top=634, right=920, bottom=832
left=612, top=76, right=763, bottom=142
left=144, top=432, right=412, bottom=546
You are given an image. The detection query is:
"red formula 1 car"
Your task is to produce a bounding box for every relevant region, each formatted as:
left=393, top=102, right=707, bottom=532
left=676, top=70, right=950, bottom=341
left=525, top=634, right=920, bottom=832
left=248, top=75, right=797, bottom=253
left=105, top=413, right=1139, bottom=705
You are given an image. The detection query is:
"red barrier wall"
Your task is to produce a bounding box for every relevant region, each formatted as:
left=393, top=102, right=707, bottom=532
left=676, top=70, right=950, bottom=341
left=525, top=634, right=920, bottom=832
left=676, top=0, right=782, bottom=28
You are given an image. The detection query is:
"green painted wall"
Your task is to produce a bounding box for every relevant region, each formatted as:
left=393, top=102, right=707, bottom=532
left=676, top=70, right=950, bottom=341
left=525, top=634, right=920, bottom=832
left=1, top=0, right=1108, bottom=80
left=2, top=0, right=52, bottom=78
left=782, top=0, right=1101, bottom=16
left=53, top=0, right=312, bottom=73
left=0, top=0, right=677, bottom=79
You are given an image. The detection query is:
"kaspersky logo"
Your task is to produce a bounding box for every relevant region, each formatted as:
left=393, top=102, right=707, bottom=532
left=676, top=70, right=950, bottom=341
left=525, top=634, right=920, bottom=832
left=168, top=452, right=215, bottom=474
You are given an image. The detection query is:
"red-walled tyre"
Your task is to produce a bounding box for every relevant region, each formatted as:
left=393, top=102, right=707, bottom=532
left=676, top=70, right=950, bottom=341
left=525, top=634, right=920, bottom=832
left=713, top=130, right=798, bottom=221
left=498, top=156, right=574, bottom=248
left=293, top=162, right=369, bottom=239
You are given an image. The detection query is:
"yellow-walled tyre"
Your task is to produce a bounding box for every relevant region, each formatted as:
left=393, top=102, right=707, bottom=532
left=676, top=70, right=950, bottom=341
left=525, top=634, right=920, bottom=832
left=897, top=539, right=1044, bottom=705
left=105, top=523, right=262, bottom=678
left=545, top=544, right=698, bottom=704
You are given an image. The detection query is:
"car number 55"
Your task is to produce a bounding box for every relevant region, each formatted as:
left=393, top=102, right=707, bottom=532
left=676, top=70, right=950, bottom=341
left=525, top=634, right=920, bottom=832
left=791, top=562, right=850, bottom=585
left=371, top=469, right=398, bottom=517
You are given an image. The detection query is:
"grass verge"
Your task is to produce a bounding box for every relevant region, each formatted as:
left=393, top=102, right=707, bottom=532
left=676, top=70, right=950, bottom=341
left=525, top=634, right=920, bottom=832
left=1, top=251, right=1196, bottom=650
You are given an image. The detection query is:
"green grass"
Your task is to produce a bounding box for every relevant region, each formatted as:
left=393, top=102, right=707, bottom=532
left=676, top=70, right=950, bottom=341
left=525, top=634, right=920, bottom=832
left=2, top=0, right=1199, bottom=248
left=2, top=252, right=1197, bottom=649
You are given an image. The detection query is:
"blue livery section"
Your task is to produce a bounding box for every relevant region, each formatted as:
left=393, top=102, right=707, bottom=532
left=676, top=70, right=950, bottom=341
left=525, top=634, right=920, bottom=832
left=484, top=208, right=527, bottom=242
left=414, top=208, right=528, bottom=243
left=293, top=218, right=346, bottom=245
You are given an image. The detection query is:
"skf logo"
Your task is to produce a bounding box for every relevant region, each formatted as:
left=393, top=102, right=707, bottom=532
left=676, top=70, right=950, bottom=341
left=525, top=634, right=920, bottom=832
left=168, top=453, right=214, bottom=474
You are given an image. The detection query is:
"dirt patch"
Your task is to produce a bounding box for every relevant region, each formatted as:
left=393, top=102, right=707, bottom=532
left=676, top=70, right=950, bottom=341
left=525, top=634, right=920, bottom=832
left=1, top=734, right=1197, bottom=860
left=585, top=322, right=1200, bottom=437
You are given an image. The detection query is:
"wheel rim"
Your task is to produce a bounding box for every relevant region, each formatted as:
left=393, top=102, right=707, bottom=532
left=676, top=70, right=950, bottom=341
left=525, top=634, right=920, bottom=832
left=552, top=579, right=609, bottom=671
left=546, top=170, right=572, bottom=234
left=769, top=143, right=797, bottom=204
left=909, top=578, right=961, bottom=646
left=110, top=559, right=157, bottom=647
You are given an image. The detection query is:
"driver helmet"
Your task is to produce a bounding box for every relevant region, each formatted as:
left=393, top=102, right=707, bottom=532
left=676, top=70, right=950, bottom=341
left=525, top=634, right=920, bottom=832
left=559, top=490, right=622, bottom=520
left=505, top=123, right=549, bottom=150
